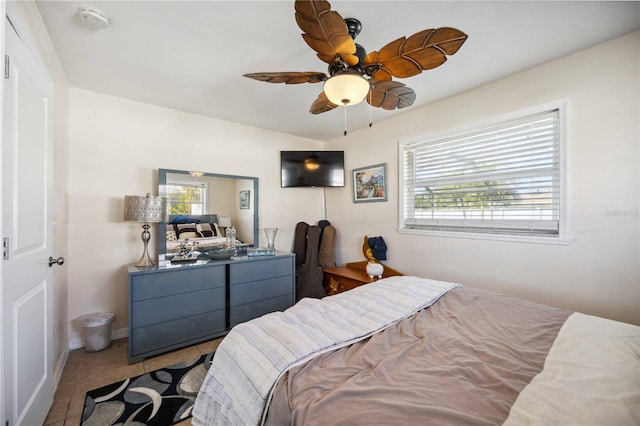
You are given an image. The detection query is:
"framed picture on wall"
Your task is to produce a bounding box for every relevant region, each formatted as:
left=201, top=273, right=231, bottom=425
left=239, top=190, right=250, bottom=209
left=352, top=163, right=387, bottom=203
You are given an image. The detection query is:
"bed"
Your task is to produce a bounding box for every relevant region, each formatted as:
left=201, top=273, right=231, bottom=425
left=165, top=214, right=237, bottom=254
left=192, top=276, right=640, bottom=425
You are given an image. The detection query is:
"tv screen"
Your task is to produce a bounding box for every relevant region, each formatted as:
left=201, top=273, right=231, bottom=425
left=281, top=151, right=345, bottom=188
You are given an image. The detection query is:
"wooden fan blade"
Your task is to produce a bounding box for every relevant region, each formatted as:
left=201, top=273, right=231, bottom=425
left=244, top=72, right=327, bottom=84
left=364, top=27, right=468, bottom=81
left=295, top=0, right=359, bottom=66
left=310, top=91, right=339, bottom=114
left=368, top=80, right=416, bottom=110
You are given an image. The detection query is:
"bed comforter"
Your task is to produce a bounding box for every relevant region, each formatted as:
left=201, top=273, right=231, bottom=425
left=193, top=276, right=460, bottom=425
left=193, top=276, right=640, bottom=425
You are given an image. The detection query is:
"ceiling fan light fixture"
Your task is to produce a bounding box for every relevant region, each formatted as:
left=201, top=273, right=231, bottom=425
left=324, top=74, right=370, bottom=106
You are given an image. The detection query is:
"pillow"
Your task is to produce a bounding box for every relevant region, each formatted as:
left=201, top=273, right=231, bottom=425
left=213, top=223, right=221, bottom=236
left=176, top=223, right=198, bottom=239
left=166, top=230, right=178, bottom=241
left=196, top=223, right=216, bottom=238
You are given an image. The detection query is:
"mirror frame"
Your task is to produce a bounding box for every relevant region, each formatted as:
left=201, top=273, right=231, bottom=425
left=157, top=168, right=259, bottom=256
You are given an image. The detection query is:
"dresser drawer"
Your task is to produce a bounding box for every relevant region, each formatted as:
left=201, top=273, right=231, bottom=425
left=131, top=287, right=225, bottom=328
left=130, top=309, right=226, bottom=358
left=230, top=276, right=293, bottom=307
left=229, top=257, right=293, bottom=284
left=230, top=294, right=293, bottom=327
left=131, top=265, right=225, bottom=301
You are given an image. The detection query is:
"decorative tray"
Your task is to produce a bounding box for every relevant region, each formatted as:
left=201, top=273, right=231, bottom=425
left=169, top=255, right=198, bottom=263
left=208, top=247, right=236, bottom=260
left=247, top=247, right=276, bottom=257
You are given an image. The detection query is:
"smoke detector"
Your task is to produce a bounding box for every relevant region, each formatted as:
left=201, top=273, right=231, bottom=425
left=77, top=7, right=109, bottom=29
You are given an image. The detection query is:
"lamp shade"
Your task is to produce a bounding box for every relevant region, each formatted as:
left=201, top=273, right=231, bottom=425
left=218, top=217, right=232, bottom=228
left=123, top=193, right=168, bottom=223
left=324, top=74, right=370, bottom=106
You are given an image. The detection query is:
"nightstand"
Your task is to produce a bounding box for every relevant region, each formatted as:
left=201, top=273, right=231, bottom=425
left=323, top=261, right=403, bottom=295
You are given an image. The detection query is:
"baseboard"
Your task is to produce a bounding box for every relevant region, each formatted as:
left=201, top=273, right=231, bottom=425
left=112, top=326, right=129, bottom=341
left=52, top=347, right=69, bottom=390
left=67, top=326, right=129, bottom=350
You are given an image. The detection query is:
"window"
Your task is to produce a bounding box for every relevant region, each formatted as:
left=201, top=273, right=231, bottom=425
left=165, top=182, right=206, bottom=215
left=400, top=105, right=567, bottom=242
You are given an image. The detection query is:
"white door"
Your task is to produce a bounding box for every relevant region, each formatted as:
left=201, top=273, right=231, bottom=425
left=2, top=16, right=55, bottom=426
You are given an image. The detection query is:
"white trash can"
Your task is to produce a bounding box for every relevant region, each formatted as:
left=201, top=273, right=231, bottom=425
left=81, top=312, right=114, bottom=352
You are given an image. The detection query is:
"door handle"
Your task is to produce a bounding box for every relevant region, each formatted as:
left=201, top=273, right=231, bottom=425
left=49, top=256, right=65, bottom=267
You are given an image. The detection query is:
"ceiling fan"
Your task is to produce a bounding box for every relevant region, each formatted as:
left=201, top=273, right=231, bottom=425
left=244, top=0, right=468, bottom=133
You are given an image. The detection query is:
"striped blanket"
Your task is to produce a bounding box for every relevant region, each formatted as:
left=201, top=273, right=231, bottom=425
left=192, top=276, right=460, bottom=425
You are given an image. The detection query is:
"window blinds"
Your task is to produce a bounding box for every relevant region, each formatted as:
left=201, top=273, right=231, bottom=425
left=402, top=109, right=561, bottom=237
left=166, top=183, right=206, bottom=215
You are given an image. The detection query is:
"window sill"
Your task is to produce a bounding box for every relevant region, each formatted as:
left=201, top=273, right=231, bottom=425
left=397, top=228, right=574, bottom=245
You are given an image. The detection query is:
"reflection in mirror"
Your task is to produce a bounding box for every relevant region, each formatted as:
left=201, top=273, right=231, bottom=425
left=157, top=168, right=259, bottom=256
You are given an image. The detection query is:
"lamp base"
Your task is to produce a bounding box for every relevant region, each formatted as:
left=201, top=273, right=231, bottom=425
left=135, top=222, right=156, bottom=267
left=134, top=252, right=156, bottom=268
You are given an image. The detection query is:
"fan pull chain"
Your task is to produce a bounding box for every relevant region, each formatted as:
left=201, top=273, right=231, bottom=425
left=344, top=105, right=348, bottom=136
left=369, top=90, right=373, bottom=128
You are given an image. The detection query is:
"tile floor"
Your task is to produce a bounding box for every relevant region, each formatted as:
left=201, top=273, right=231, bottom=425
left=43, top=337, right=223, bottom=426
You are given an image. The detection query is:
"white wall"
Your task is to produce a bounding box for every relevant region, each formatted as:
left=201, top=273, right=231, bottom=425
left=65, top=31, right=639, bottom=348
left=66, top=89, right=324, bottom=344
left=325, top=31, right=640, bottom=325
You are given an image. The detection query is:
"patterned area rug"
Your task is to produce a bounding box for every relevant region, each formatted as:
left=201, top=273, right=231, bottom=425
left=81, top=351, right=214, bottom=425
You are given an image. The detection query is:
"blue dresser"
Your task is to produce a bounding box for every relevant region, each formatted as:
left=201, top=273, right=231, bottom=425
left=128, top=252, right=295, bottom=362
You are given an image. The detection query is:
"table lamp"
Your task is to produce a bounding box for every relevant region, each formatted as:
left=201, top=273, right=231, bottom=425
left=124, top=193, right=168, bottom=267
left=218, top=217, right=232, bottom=234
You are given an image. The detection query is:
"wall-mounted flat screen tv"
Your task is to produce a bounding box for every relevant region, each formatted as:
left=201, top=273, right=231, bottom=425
left=281, top=151, right=345, bottom=188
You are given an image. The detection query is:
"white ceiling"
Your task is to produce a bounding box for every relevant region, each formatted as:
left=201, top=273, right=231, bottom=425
left=35, top=1, right=639, bottom=141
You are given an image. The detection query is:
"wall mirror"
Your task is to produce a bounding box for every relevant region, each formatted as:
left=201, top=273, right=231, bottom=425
left=157, top=168, right=259, bottom=256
